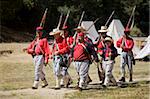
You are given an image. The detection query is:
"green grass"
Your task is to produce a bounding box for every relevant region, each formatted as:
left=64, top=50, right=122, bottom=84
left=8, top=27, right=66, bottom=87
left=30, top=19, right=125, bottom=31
left=65, top=84, right=149, bottom=99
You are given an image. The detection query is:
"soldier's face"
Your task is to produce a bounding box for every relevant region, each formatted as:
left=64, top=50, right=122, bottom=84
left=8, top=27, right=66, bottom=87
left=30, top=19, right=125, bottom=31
left=54, top=33, right=60, bottom=39
left=64, top=30, right=69, bottom=37
left=76, top=29, right=81, bottom=33
left=101, top=33, right=107, bottom=38
left=78, top=36, right=84, bottom=43
left=36, top=31, right=43, bottom=37
left=105, top=41, right=111, bottom=47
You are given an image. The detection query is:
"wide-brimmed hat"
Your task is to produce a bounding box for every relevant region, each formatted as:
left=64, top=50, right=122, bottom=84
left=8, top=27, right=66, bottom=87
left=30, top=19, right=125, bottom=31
left=74, top=26, right=86, bottom=31
left=49, top=28, right=63, bottom=36
left=98, top=26, right=108, bottom=33
left=104, top=37, right=112, bottom=42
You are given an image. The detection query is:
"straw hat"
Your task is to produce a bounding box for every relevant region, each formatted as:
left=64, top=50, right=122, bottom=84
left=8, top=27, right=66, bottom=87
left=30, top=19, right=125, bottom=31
left=98, top=26, right=108, bottom=33
left=74, top=26, right=86, bottom=31
left=104, top=37, right=113, bottom=42
left=49, top=28, right=63, bottom=36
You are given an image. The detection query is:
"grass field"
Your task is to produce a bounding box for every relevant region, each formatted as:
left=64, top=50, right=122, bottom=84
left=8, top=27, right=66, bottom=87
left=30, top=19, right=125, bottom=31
left=0, top=43, right=149, bottom=99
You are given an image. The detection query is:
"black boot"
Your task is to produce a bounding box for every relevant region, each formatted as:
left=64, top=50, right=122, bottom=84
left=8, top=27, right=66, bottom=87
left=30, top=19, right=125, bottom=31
left=119, top=77, right=125, bottom=82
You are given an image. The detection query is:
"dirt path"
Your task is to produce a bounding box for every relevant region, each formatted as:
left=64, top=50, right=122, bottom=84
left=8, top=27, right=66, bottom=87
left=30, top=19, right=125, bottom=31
left=0, top=78, right=149, bottom=99
left=0, top=87, right=77, bottom=99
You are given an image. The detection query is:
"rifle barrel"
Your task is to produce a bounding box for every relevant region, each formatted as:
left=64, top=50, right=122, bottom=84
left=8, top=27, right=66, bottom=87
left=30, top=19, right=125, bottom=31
left=57, top=13, right=63, bottom=29
left=63, top=10, right=70, bottom=28
left=126, top=6, right=136, bottom=29
left=105, top=10, right=115, bottom=26
left=78, top=11, right=85, bottom=26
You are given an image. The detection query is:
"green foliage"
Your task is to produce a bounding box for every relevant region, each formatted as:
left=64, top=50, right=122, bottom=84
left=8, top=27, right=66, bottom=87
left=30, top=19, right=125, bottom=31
left=0, top=0, right=149, bottom=37
left=130, top=25, right=142, bottom=36
left=23, top=0, right=34, bottom=10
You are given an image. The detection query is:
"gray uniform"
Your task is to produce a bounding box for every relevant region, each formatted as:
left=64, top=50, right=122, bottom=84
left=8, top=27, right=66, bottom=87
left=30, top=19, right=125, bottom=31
left=121, top=51, right=133, bottom=78
left=74, top=60, right=90, bottom=88
left=33, top=55, right=45, bottom=81
left=102, top=60, right=116, bottom=86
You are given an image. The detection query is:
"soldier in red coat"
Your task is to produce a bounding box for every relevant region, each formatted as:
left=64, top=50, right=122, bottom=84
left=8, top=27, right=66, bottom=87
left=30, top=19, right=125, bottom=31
left=101, top=37, right=118, bottom=88
left=73, top=32, right=99, bottom=91
left=27, top=26, right=50, bottom=89
left=59, top=26, right=74, bottom=87
left=49, top=28, right=70, bottom=89
left=96, top=26, right=112, bottom=84
left=116, top=28, right=134, bottom=82
left=73, top=26, right=93, bottom=84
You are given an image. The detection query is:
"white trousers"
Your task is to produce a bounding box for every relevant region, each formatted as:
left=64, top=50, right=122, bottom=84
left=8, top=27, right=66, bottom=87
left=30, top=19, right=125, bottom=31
left=102, top=60, right=116, bottom=86
left=33, top=55, right=45, bottom=81
left=74, top=60, right=90, bottom=88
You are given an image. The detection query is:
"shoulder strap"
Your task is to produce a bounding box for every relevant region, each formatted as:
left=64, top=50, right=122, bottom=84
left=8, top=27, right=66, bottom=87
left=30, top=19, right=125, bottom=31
left=37, top=39, right=44, bottom=55
left=80, top=43, right=91, bottom=59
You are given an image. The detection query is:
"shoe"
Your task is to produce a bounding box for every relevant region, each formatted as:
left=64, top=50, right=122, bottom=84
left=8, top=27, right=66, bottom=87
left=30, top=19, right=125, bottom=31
left=119, top=77, right=125, bottom=82
left=32, top=81, right=39, bottom=89
left=65, top=78, right=73, bottom=88
left=54, top=86, right=61, bottom=90
left=102, top=85, right=107, bottom=88
left=32, top=87, right=38, bottom=89
left=41, top=79, right=48, bottom=88
left=42, top=84, right=48, bottom=88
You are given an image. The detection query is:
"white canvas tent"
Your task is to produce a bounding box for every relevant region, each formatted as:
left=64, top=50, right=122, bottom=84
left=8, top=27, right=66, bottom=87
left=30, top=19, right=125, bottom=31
left=107, top=19, right=140, bottom=56
left=81, top=21, right=99, bottom=44
left=135, top=36, right=150, bottom=59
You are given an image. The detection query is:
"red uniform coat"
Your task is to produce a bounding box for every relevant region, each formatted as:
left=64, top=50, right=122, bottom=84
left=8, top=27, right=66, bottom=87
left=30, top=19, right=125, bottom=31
left=116, top=36, right=134, bottom=52
left=97, top=40, right=105, bottom=55
left=66, top=36, right=74, bottom=48
left=27, top=38, right=50, bottom=63
left=52, top=36, right=69, bottom=55
left=73, top=42, right=90, bottom=61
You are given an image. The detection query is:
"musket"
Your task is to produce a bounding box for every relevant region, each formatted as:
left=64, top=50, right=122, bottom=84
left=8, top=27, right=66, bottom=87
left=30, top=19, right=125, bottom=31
left=96, top=63, right=103, bottom=81
left=105, top=10, right=115, bottom=26
left=57, top=13, right=63, bottom=29
left=40, top=8, right=48, bottom=27
left=78, top=11, right=85, bottom=26
left=62, top=10, right=70, bottom=28
left=125, top=6, right=136, bottom=29
left=95, top=11, right=115, bottom=43
left=86, top=18, right=100, bottom=31
left=72, top=11, right=85, bottom=42
left=84, top=18, right=100, bottom=40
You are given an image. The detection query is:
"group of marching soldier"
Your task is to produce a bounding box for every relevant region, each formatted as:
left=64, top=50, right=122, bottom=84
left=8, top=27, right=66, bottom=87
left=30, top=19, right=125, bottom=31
left=25, top=9, right=135, bottom=91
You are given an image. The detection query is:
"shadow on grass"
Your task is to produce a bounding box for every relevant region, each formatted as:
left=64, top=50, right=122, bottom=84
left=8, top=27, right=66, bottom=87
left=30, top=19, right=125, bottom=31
left=64, top=80, right=150, bottom=91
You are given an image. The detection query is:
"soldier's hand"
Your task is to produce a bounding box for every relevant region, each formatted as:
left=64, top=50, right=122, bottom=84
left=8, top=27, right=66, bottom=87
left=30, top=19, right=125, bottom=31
left=109, top=52, right=112, bottom=56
